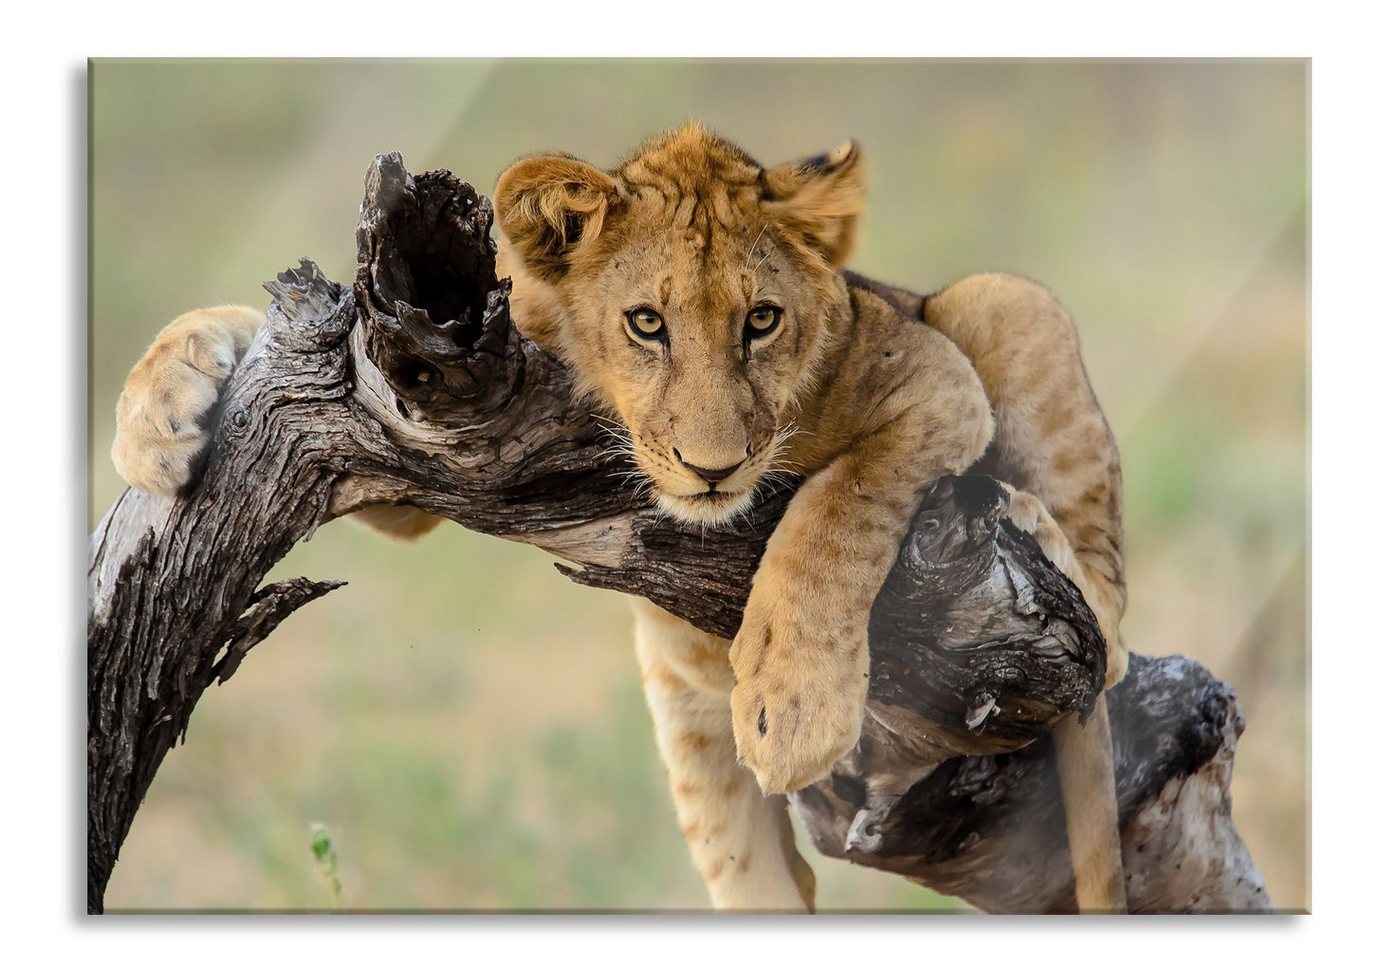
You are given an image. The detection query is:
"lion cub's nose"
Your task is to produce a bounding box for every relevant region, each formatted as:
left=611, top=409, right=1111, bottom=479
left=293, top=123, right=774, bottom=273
left=673, top=447, right=746, bottom=485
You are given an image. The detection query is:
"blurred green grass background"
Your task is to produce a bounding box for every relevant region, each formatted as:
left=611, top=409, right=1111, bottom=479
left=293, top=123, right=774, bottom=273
left=89, top=59, right=1307, bottom=911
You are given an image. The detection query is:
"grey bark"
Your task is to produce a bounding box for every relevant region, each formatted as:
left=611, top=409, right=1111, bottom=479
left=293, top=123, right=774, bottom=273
left=87, top=154, right=1270, bottom=914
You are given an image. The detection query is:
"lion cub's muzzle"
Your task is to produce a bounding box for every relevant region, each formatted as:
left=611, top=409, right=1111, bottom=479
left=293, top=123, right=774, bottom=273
left=643, top=439, right=768, bottom=527
left=672, top=443, right=751, bottom=490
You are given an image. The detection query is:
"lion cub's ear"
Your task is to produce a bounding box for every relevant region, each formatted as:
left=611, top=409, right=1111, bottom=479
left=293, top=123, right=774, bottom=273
left=494, top=154, right=622, bottom=280
left=760, top=139, right=867, bottom=266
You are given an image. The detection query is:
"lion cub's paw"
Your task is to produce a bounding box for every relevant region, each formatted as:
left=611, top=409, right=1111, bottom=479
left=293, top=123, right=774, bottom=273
left=1004, top=486, right=1066, bottom=555
left=111, top=311, right=253, bottom=496
left=1004, top=484, right=1127, bottom=687
left=729, top=609, right=867, bottom=794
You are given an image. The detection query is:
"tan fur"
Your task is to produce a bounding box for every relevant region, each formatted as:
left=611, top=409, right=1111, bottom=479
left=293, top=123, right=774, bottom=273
left=1003, top=485, right=1127, bottom=912
left=634, top=598, right=815, bottom=911
left=931, top=274, right=1127, bottom=684
left=112, top=304, right=262, bottom=496
left=110, top=122, right=1128, bottom=912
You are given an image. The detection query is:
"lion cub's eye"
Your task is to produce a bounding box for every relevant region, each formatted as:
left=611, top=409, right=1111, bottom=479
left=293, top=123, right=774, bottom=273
left=627, top=307, right=667, bottom=341
left=744, top=305, right=783, bottom=340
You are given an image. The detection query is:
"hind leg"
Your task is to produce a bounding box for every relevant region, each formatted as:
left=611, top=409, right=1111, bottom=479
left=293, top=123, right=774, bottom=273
left=1005, top=487, right=1127, bottom=912
left=925, top=272, right=1127, bottom=683
left=1051, top=696, right=1125, bottom=912
left=1005, top=487, right=1127, bottom=685
left=843, top=272, right=1128, bottom=911
left=633, top=601, right=815, bottom=912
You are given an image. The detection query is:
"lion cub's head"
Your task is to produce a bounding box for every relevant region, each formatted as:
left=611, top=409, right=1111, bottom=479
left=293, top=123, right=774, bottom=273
left=494, top=123, right=867, bottom=525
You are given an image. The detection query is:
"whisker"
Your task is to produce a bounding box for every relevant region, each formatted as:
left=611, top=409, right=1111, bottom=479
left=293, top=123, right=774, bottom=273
left=589, top=412, right=637, bottom=445
left=743, top=222, right=770, bottom=275
left=589, top=410, right=626, bottom=429
left=608, top=471, right=651, bottom=487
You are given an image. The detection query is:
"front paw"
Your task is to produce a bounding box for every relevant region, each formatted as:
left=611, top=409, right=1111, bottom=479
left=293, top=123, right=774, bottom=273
left=111, top=311, right=251, bottom=496
left=729, top=618, right=868, bottom=795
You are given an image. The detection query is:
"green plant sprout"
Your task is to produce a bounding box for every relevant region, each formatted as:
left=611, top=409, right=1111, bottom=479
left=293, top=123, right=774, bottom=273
left=308, top=822, right=343, bottom=909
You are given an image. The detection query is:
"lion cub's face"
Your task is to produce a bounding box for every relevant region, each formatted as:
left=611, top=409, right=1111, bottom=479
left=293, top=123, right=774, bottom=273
left=495, top=124, right=866, bottom=526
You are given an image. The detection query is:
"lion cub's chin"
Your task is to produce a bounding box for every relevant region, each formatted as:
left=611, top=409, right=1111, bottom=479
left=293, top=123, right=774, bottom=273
left=652, top=487, right=758, bottom=528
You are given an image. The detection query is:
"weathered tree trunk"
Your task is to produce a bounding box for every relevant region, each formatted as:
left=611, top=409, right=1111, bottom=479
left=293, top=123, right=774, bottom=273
left=87, top=154, right=1269, bottom=914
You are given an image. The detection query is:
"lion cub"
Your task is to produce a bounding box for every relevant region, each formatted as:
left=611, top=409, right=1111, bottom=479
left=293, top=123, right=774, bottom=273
left=112, top=124, right=1129, bottom=913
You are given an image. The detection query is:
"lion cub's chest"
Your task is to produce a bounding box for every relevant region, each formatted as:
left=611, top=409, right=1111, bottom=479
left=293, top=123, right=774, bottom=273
left=633, top=598, right=737, bottom=696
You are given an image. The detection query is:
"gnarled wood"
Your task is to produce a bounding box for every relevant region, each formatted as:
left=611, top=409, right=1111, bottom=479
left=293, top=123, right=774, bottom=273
left=87, top=153, right=1269, bottom=914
